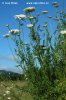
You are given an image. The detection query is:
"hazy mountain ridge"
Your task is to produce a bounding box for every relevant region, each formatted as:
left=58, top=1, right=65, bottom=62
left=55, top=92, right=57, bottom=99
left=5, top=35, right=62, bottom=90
left=0, top=70, right=21, bottom=75
left=0, top=70, right=24, bottom=80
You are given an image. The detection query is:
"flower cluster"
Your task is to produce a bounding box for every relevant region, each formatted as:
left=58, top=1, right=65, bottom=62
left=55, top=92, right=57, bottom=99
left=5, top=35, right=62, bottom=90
left=9, top=29, right=20, bottom=34
left=42, top=11, right=48, bottom=14
left=60, top=30, right=66, bottom=35
left=27, top=16, right=36, bottom=20
left=3, top=34, right=10, bottom=38
left=27, top=24, right=33, bottom=28
left=14, top=14, right=26, bottom=20
left=23, top=7, right=35, bottom=13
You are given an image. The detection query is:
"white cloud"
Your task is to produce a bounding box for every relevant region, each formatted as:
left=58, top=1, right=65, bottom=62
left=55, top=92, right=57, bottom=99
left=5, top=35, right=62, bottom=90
left=7, top=55, right=18, bottom=61
left=0, top=55, right=18, bottom=62
left=0, top=55, right=22, bottom=73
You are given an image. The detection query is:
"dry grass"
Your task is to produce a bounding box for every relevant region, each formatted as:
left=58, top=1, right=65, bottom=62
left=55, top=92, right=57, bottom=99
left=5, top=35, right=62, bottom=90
left=0, top=80, right=33, bottom=100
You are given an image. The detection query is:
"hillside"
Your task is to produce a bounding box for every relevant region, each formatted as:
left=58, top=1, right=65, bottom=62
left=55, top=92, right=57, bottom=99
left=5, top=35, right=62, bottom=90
left=0, top=70, right=24, bottom=80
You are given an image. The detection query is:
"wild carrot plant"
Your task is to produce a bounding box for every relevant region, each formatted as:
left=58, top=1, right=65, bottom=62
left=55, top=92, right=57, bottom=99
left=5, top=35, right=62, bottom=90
left=4, top=1, right=66, bottom=100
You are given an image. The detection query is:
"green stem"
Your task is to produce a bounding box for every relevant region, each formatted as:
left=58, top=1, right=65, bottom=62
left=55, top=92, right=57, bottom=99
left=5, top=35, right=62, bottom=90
left=22, top=27, right=24, bottom=43
left=7, top=38, right=17, bottom=62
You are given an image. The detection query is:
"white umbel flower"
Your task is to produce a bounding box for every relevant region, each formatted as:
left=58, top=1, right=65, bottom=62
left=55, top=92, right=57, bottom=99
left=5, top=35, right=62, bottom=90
left=9, top=29, right=20, bottom=34
left=60, top=30, right=66, bottom=35
left=34, top=56, right=38, bottom=58
left=42, top=11, right=48, bottom=14
left=43, top=24, right=47, bottom=27
left=27, top=24, right=33, bottom=28
left=52, top=2, right=58, bottom=5
left=3, top=34, right=10, bottom=38
left=53, top=17, right=59, bottom=21
left=6, top=87, right=10, bottom=90
left=3, top=94, right=6, bottom=96
left=14, top=14, right=26, bottom=20
left=27, top=16, right=36, bottom=20
left=48, top=16, right=52, bottom=18
left=26, top=77, right=28, bottom=80
left=5, top=24, right=9, bottom=27
left=24, top=7, right=35, bottom=13
left=8, top=97, right=11, bottom=100
left=42, top=47, right=47, bottom=50
left=5, top=90, right=10, bottom=94
left=25, top=74, right=27, bottom=77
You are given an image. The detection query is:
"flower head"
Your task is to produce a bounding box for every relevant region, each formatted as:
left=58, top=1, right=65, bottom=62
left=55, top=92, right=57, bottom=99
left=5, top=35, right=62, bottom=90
left=27, top=24, right=33, bottom=28
left=60, top=30, right=66, bottom=35
left=3, top=34, right=10, bottom=38
left=5, top=24, right=9, bottom=27
left=7, top=87, right=10, bottom=90
left=5, top=90, right=10, bottom=94
left=52, top=2, right=59, bottom=8
left=14, top=14, right=26, bottom=20
left=42, top=47, right=47, bottom=50
left=27, top=16, right=36, bottom=20
left=53, top=17, right=59, bottom=21
left=23, top=7, right=35, bottom=13
left=26, top=77, right=28, bottom=80
left=34, top=56, right=38, bottom=59
left=9, top=29, right=20, bottom=35
left=43, top=24, right=47, bottom=27
left=8, top=97, right=11, bottom=100
left=42, top=11, right=48, bottom=14
left=25, top=74, right=27, bottom=77
left=52, top=2, right=58, bottom=6
left=3, top=94, right=6, bottom=96
left=48, top=16, right=52, bottom=18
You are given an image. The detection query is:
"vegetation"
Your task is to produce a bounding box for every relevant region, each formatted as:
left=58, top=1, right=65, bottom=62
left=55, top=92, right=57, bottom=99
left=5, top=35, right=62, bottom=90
left=0, top=81, right=33, bottom=100
left=0, top=70, right=24, bottom=81
left=2, top=1, right=66, bottom=100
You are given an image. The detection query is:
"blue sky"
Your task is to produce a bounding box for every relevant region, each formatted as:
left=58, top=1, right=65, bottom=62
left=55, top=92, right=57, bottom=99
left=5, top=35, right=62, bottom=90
left=0, top=0, right=65, bottom=73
